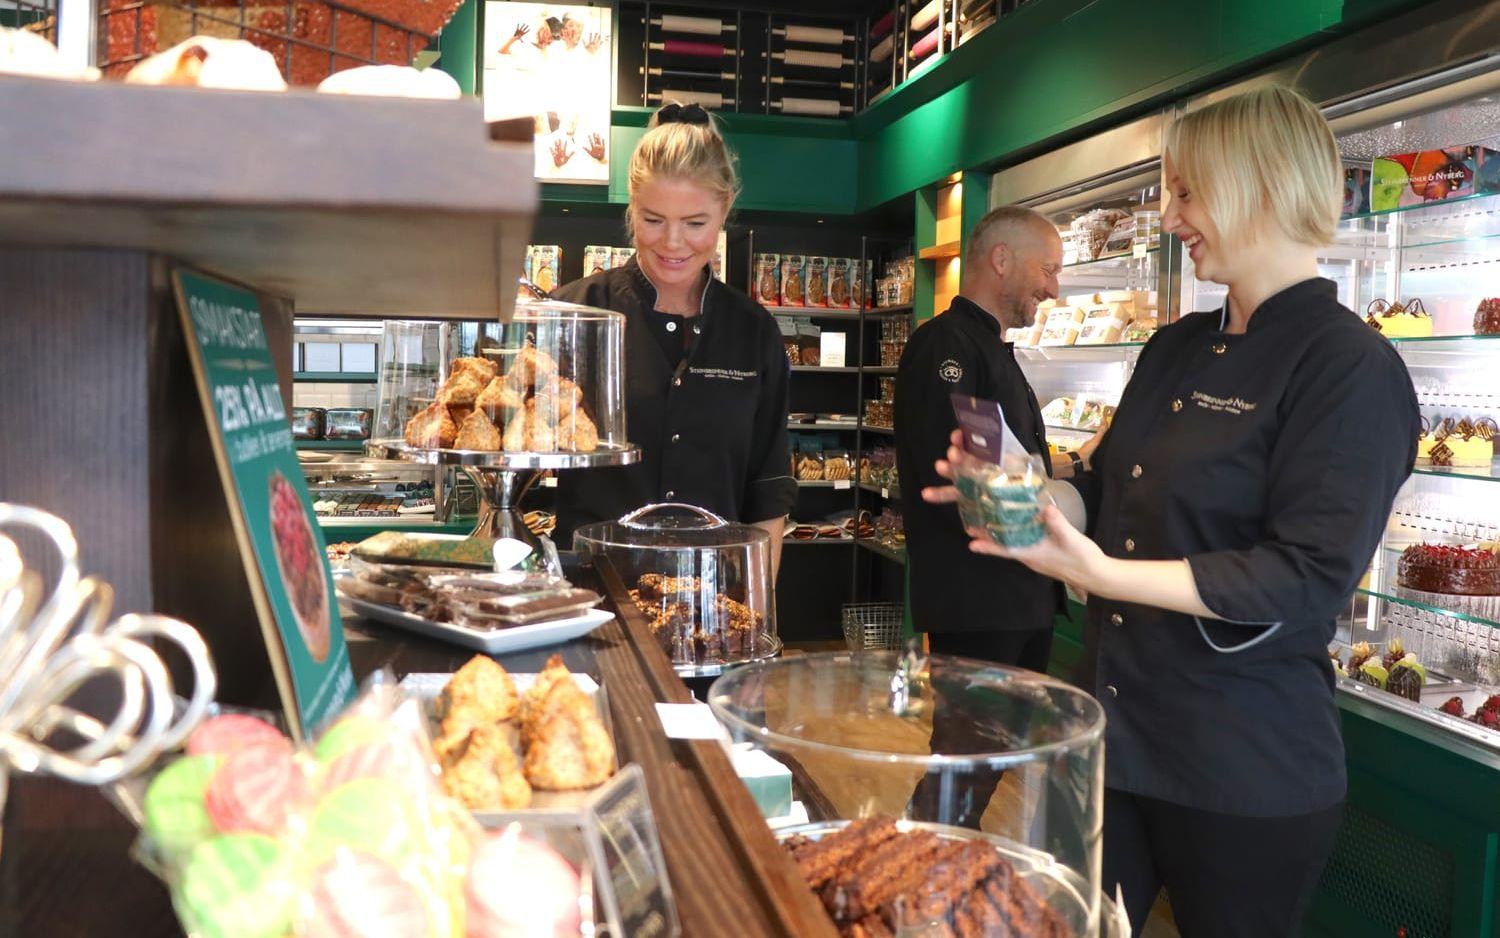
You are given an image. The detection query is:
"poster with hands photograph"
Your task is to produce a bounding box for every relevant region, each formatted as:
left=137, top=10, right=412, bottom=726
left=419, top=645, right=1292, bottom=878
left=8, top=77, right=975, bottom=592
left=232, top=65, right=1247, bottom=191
left=483, top=1, right=612, bottom=183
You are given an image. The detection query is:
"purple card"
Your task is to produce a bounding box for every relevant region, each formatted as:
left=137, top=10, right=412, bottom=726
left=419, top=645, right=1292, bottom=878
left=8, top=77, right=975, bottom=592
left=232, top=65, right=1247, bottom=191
left=951, top=394, right=1010, bottom=461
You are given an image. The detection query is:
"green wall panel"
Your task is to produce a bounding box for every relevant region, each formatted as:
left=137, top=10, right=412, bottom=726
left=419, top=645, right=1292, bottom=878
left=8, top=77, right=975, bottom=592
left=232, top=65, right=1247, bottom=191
left=855, top=0, right=1361, bottom=209
left=436, top=0, right=478, bottom=95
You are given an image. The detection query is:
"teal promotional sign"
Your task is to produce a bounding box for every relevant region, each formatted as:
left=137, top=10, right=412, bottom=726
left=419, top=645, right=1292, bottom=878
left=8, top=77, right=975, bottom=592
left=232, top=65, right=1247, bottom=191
left=173, top=269, right=356, bottom=739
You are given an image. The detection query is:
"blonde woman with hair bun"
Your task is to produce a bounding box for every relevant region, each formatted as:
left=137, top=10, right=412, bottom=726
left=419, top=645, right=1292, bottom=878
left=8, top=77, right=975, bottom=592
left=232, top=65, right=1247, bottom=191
left=924, top=86, right=1420, bottom=935
left=551, top=103, right=795, bottom=569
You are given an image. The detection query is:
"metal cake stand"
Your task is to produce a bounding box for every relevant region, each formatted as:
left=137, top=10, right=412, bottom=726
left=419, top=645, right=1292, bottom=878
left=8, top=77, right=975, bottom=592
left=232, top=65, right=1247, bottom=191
left=368, top=441, right=641, bottom=547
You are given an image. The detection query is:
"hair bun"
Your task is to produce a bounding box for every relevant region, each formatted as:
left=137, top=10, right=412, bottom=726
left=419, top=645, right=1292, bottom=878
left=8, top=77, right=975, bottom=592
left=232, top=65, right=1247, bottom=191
left=653, top=102, right=713, bottom=128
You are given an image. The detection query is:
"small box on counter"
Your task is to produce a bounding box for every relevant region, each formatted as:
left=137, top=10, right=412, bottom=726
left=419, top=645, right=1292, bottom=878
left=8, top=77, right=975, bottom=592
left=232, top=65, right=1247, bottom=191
left=290, top=407, right=325, bottom=440
left=1371, top=145, right=1500, bottom=211
left=324, top=408, right=373, bottom=441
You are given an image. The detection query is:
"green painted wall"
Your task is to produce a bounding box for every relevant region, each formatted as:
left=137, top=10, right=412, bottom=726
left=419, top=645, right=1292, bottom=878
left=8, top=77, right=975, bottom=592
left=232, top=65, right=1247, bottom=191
left=436, top=0, right=478, bottom=95
left=530, top=0, right=1425, bottom=216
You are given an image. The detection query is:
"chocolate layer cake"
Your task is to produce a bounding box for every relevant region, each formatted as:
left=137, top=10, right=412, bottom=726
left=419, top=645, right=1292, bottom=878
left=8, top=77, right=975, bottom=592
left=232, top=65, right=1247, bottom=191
left=1397, top=544, right=1500, bottom=596
left=787, top=818, right=1071, bottom=938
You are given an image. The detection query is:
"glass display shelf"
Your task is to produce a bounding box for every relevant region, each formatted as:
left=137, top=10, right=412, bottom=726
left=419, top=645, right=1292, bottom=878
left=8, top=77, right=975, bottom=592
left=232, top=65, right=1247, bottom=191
left=1411, top=462, right=1500, bottom=484
left=1060, top=246, right=1159, bottom=272
left=1341, top=189, right=1500, bottom=228
left=861, top=425, right=895, bottom=436
left=1357, top=586, right=1500, bottom=632
left=782, top=537, right=856, bottom=546
left=788, top=420, right=860, bottom=431
left=293, top=371, right=378, bottom=383
left=796, top=480, right=855, bottom=489
left=859, top=481, right=901, bottom=499
left=295, top=439, right=368, bottom=451
left=857, top=537, right=906, bottom=565
left=1044, top=422, right=1098, bottom=435
left=790, top=365, right=862, bottom=373
left=1016, top=341, right=1146, bottom=363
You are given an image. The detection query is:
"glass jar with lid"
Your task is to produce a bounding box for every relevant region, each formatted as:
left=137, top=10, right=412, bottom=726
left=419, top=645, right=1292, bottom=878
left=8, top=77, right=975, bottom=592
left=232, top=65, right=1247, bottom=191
left=573, top=503, right=778, bottom=674
left=709, top=651, right=1121, bottom=936
left=371, top=300, right=628, bottom=457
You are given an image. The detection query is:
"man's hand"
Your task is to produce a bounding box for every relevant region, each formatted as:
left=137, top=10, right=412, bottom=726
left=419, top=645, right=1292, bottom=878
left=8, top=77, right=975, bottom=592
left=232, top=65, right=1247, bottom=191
left=585, top=132, right=606, bottom=163
left=512, top=23, right=530, bottom=40
left=550, top=138, right=573, bottom=168
left=585, top=32, right=603, bottom=54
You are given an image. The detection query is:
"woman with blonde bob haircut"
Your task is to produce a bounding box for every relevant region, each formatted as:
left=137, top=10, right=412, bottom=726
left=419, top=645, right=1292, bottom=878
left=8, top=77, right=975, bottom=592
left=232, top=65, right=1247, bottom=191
left=551, top=103, right=796, bottom=565
left=925, top=86, right=1420, bottom=935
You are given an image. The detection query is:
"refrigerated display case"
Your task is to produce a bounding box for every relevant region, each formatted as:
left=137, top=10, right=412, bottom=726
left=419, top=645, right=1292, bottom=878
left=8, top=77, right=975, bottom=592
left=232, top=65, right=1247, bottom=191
left=990, top=6, right=1500, bottom=932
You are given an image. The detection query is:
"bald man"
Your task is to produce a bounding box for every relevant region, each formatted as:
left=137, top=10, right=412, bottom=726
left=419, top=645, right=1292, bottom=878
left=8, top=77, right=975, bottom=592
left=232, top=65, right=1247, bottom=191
left=897, top=205, right=1081, bottom=825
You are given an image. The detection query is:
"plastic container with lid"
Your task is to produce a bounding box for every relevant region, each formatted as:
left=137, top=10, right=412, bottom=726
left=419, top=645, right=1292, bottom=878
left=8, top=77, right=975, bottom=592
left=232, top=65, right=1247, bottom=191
left=709, top=651, right=1118, bottom=936
left=573, top=504, right=778, bottom=673
left=371, top=301, right=628, bottom=456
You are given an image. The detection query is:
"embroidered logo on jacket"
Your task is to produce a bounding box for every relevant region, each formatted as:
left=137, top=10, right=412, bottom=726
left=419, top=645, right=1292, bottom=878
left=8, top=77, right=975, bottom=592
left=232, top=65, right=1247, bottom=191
left=1191, top=391, right=1258, bottom=415
left=939, top=359, right=963, bottom=383
left=688, top=367, right=757, bottom=381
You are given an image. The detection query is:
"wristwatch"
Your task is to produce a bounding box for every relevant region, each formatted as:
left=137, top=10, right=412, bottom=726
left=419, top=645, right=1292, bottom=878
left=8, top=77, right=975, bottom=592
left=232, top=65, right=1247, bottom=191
left=1067, top=451, right=1085, bottom=475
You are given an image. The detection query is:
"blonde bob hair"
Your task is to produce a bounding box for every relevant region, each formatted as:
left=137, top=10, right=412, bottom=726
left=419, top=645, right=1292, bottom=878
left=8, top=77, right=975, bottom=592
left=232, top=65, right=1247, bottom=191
left=627, top=104, right=741, bottom=227
left=1164, top=85, right=1341, bottom=247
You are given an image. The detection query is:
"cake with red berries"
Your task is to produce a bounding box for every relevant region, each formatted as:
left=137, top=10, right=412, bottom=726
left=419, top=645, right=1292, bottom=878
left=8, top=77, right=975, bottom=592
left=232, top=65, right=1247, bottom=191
left=1475, top=298, right=1500, bottom=336
left=1398, top=544, right=1500, bottom=596
left=1397, top=543, right=1500, bottom=622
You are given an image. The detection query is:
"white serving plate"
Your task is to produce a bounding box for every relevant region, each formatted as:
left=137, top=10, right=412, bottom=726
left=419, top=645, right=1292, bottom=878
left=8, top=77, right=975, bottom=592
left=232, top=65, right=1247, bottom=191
left=344, top=596, right=613, bottom=654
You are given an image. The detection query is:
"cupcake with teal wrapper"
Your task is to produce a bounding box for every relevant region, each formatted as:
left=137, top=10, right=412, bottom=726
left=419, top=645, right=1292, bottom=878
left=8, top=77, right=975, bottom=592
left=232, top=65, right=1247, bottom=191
left=949, top=393, right=1051, bottom=548
left=978, top=455, right=1050, bottom=548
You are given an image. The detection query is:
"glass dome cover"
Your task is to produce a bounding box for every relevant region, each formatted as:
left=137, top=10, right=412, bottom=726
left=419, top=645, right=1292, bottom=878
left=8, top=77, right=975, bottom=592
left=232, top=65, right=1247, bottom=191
left=371, top=300, right=629, bottom=459
left=574, top=504, right=776, bottom=672
left=709, top=651, right=1111, bottom=936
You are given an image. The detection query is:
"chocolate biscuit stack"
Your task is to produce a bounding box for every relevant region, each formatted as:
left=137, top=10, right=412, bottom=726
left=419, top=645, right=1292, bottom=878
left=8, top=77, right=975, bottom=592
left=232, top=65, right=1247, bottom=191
left=784, top=818, right=1070, bottom=938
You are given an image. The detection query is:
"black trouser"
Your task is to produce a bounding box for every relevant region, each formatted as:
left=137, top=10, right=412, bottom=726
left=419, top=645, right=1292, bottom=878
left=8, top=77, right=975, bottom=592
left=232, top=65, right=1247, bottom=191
left=1105, top=788, right=1343, bottom=938
left=907, top=628, right=1054, bottom=829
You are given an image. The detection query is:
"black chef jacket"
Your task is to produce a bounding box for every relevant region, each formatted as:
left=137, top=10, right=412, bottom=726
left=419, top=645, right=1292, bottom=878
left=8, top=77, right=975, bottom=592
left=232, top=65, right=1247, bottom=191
left=895, top=295, right=1062, bottom=633
left=1072, top=278, right=1419, bottom=817
left=549, top=258, right=797, bottom=544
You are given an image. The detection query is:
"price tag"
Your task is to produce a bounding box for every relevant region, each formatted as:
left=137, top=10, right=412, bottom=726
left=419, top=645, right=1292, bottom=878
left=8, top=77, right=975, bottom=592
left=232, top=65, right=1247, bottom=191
left=541, top=475, right=558, bottom=488
left=881, top=487, right=889, bottom=498
left=834, top=479, right=851, bottom=490
left=584, top=766, right=681, bottom=938
left=1132, top=242, right=1149, bottom=259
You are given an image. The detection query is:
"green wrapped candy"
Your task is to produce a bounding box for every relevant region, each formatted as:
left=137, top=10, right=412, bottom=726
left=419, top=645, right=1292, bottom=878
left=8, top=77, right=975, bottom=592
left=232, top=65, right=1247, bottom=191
left=307, top=778, right=420, bottom=862
left=144, top=755, right=221, bottom=864
left=177, top=834, right=292, bottom=938
left=314, top=715, right=387, bottom=764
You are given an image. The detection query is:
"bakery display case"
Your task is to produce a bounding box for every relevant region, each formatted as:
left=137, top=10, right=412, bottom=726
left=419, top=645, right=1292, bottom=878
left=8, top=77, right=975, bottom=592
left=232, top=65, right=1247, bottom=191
left=709, top=651, right=1127, bottom=936
left=1167, top=79, right=1500, bottom=753
left=574, top=503, right=780, bottom=676
left=370, top=302, right=639, bottom=544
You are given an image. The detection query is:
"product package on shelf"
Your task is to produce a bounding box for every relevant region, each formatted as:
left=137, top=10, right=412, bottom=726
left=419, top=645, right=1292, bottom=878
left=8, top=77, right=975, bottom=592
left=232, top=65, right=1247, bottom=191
left=780, top=254, right=807, bottom=307
left=827, top=257, right=852, bottom=308
left=753, top=253, right=782, bottom=307
left=1370, top=144, right=1500, bottom=211
left=797, top=321, right=822, bottom=366
left=804, top=256, right=829, bottom=308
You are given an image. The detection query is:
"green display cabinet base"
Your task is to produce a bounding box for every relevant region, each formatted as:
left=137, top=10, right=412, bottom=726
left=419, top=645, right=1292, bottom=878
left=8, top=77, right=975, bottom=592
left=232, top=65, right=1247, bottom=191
left=1306, top=693, right=1500, bottom=938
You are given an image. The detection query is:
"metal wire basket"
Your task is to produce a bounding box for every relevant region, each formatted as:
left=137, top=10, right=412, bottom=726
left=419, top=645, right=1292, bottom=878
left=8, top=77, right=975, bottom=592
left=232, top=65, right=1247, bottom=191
left=95, top=0, right=444, bottom=83
left=841, top=601, right=904, bottom=652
